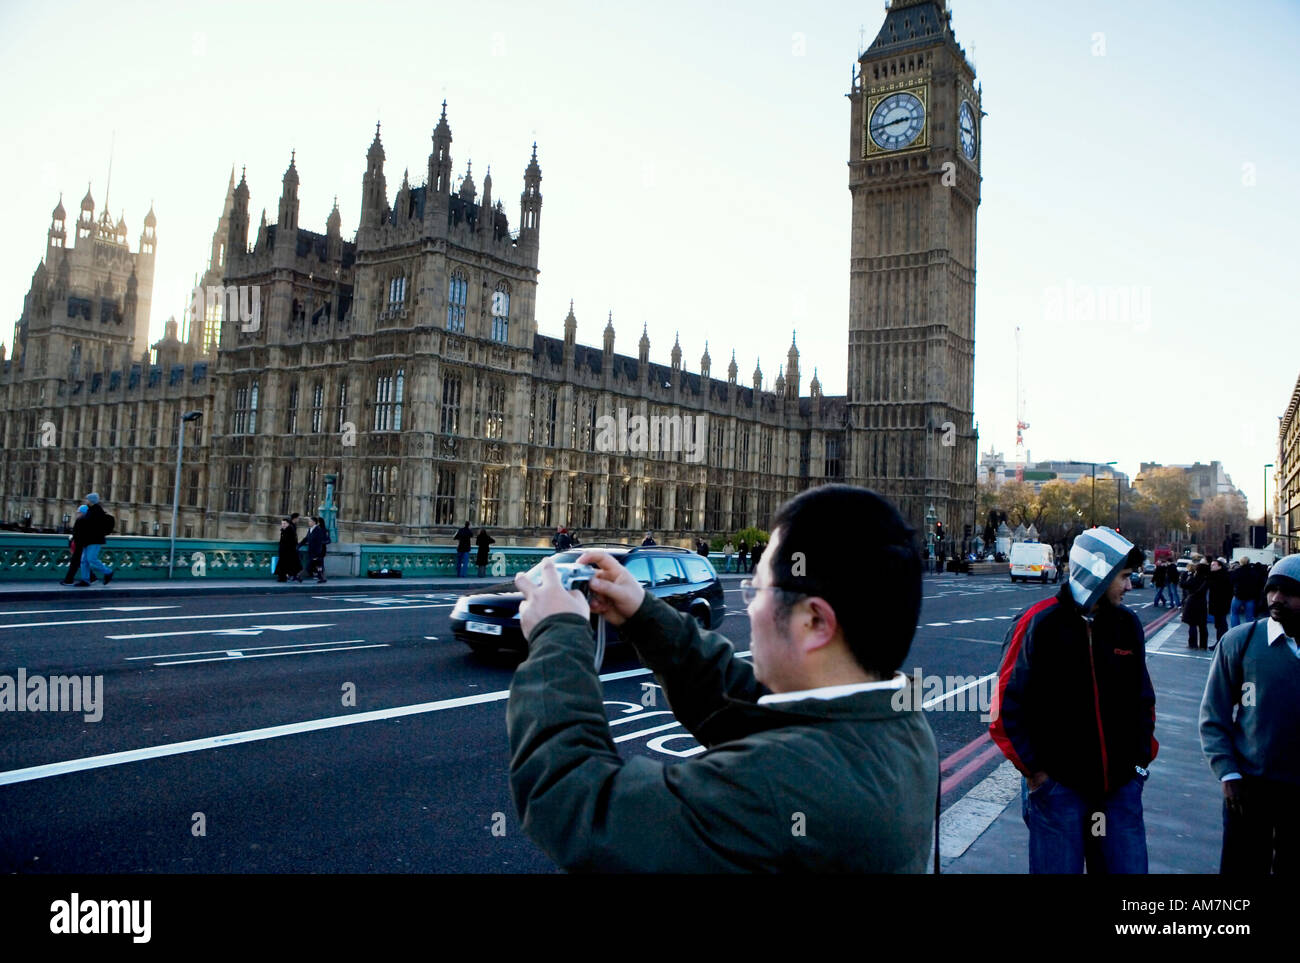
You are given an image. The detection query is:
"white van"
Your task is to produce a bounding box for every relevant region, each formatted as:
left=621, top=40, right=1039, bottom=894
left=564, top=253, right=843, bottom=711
left=1010, top=542, right=1058, bottom=583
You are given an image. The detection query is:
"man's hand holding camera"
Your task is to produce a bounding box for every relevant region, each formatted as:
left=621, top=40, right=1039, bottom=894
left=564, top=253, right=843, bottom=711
left=513, top=550, right=646, bottom=640
left=514, top=557, right=590, bottom=639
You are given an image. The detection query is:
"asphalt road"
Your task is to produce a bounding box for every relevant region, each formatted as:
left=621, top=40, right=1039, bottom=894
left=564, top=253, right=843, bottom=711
left=0, top=574, right=1172, bottom=872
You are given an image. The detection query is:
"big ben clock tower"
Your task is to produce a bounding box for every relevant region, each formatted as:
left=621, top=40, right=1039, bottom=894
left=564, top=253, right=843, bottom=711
left=847, top=0, right=979, bottom=538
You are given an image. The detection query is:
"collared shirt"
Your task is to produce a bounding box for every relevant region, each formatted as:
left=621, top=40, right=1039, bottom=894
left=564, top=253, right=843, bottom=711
left=1222, top=618, right=1296, bottom=782
left=758, top=671, right=907, bottom=705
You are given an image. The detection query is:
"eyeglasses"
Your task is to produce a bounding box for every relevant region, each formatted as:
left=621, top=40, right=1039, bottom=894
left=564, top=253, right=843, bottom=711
left=739, top=579, right=805, bottom=605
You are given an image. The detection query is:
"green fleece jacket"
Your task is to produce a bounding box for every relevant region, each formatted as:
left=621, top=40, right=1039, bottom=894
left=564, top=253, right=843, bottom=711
left=506, top=592, right=939, bottom=872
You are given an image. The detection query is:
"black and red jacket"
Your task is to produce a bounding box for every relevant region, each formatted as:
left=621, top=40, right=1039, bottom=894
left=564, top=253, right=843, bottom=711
left=989, top=583, right=1157, bottom=797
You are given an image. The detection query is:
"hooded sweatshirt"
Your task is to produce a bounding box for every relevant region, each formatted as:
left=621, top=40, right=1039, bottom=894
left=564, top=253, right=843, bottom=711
left=990, top=527, right=1157, bottom=797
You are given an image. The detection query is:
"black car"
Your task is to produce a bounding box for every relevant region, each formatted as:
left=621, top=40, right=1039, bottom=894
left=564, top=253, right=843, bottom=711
left=450, top=546, right=726, bottom=656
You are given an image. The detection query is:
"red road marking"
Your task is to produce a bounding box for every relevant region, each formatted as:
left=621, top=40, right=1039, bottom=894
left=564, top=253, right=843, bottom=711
left=941, top=742, right=1005, bottom=796
left=940, top=731, right=990, bottom=772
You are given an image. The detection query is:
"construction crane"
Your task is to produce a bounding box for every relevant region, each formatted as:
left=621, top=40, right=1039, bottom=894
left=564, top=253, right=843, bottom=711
left=1015, top=325, right=1030, bottom=465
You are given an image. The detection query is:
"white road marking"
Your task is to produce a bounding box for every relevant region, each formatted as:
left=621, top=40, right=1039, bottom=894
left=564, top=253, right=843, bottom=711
left=612, top=721, right=683, bottom=743
left=940, top=760, right=1021, bottom=863
left=1145, top=621, right=1181, bottom=653
left=973, top=617, right=994, bottom=621
left=1, top=605, right=181, bottom=617
left=0, top=603, right=445, bottom=630
left=0, top=654, right=755, bottom=787
left=107, top=623, right=334, bottom=640
left=926, top=622, right=951, bottom=627
left=125, top=639, right=364, bottom=661
left=154, top=643, right=386, bottom=666
left=952, top=619, right=975, bottom=624
left=921, top=673, right=997, bottom=709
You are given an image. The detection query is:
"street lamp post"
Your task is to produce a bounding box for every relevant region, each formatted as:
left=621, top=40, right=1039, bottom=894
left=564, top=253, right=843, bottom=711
left=1116, top=474, right=1122, bottom=531
left=169, top=411, right=204, bottom=579
left=1265, top=463, right=1274, bottom=546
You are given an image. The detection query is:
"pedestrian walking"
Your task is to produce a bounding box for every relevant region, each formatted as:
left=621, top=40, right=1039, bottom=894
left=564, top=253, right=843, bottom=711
left=303, top=516, right=330, bottom=582
left=990, top=527, right=1155, bottom=874
left=552, top=527, right=572, bottom=553
left=751, top=540, right=765, bottom=572
left=1183, top=560, right=1211, bottom=649
left=75, top=493, right=115, bottom=586
left=454, top=522, right=473, bottom=578
left=736, top=539, right=748, bottom=573
left=696, top=537, right=709, bottom=558
left=1165, top=561, right=1182, bottom=607
left=1229, top=560, right=1262, bottom=628
left=1152, top=559, right=1168, bottom=607
left=275, top=517, right=304, bottom=583
left=476, top=527, right=495, bottom=577
left=1208, top=558, right=1233, bottom=644
left=1199, top=553, right=1300, bottom=874
left=61, top=504, right=90, bottom=585
left=723, top=539, right=735, bottom=574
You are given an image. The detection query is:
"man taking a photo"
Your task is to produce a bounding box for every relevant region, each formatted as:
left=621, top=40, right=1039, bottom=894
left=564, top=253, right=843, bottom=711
left=506, top=484, right=938, bottom=872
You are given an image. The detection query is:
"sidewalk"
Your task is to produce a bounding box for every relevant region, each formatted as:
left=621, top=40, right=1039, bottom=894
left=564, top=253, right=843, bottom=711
left=944, top=616, right=1224, bottom=873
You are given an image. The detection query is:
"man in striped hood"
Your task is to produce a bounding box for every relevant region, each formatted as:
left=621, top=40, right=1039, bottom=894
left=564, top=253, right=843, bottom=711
left=989, top=527, right=1156, bottom=873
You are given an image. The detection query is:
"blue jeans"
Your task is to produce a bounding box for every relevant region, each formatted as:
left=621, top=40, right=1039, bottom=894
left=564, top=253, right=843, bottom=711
left=1229, top=598, right=1255, bottom=628
left=1154, top=584, right=1167, bottom=605
left=1022, top=775, right=1148, bottom=873
left=456, top=551, right=469, bottom=577
left=78, top=543, right=112, bottom=582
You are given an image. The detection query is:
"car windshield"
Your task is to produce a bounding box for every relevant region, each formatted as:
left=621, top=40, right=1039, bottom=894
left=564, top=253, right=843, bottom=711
left=553, top=551, right=584, bottom=564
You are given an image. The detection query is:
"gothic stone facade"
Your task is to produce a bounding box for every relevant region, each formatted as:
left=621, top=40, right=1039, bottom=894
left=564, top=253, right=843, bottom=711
left=2, top=1, right=979, bottom=545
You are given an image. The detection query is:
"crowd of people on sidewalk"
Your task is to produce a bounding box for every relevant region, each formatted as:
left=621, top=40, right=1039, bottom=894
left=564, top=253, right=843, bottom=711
left=1152, top=555, right=1274, bottom=650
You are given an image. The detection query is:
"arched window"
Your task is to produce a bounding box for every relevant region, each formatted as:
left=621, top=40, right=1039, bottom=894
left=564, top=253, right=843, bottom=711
left=388, top=274, right=406, bottom=310
left=491, top=281, right=510, bottom=342
left=447, top=271, right=467, bottom=332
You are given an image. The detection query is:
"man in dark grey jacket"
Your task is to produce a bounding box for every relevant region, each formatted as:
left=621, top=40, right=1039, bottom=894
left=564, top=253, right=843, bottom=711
left=506, top=485, right=938, bottom=872
left=1200, top=554, right=1300, bottom=874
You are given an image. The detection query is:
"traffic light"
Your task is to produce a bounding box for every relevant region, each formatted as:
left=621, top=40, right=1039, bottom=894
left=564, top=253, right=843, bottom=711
left=935, top=521, right=944, bottom=539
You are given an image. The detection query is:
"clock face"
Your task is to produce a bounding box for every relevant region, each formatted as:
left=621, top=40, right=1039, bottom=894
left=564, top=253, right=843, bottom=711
left=869, top=91, right=926, bottom=151
left=958, top=100, right=977, bottom=160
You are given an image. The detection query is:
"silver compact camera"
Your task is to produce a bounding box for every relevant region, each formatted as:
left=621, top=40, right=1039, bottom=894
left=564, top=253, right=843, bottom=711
left=525, top=561, right=596, bottom=594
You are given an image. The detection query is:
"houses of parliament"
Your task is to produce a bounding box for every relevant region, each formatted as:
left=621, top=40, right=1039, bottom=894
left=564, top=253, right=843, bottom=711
left=0, top=0, right=979, bottom=547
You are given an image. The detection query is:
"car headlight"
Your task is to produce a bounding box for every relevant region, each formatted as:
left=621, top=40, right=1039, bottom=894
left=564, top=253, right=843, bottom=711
left=452, top=597, right=469, bottom=616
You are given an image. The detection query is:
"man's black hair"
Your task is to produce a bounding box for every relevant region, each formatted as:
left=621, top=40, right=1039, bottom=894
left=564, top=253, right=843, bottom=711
left=769, top=484, right=922, bottom=677
left=1123, top=547, right=1144, bottom=570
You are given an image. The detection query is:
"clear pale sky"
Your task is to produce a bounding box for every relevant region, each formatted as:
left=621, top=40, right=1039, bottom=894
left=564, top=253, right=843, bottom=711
left=2, top=0, right=1295, bottom=516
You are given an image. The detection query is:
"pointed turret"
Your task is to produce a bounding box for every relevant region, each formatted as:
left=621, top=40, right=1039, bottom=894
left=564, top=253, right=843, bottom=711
left=362, top=121, right=389, bottom=231
left=810, top=367, right=823, bottom=399
left=785, top=331, right=800, bottom=399
left=78, top=183, right=94, bottom=239
left=670, top=332, right=682, bottom=370
left=753, top=359, right=763, bottom=394
left=428, top=100, right=453, bottom=200
left=228, top=167, right=250, bottom=255
left=563, top=299, right=577, bottom=347
left=603, top=311, right=615, bottom=358
left=459, top=159, right=477, bottom=201
left=727, top=349, right=738, bottom=384
left=48, top=194, right=67, bottom=253
left=519, top=141, right=542, bottom=245
left=479, top=166, right=493, bottom=234
left=700, top=341, right=711, bottom=380
left=277, top=151, right=300, bottom=234
left=326, top=197, right=342, bottom=261
left=775, top=365, right=786, bottom=395
left=638, top=321, right=650, bottom=365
